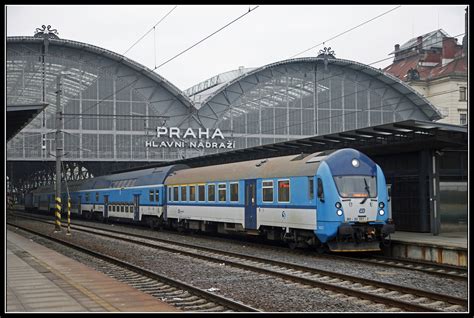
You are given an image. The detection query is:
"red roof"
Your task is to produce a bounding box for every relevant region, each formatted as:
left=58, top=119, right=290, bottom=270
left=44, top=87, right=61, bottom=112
left=384, top=54, right=467, bottom=82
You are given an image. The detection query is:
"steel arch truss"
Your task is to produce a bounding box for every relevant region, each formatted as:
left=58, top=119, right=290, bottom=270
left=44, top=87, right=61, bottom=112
left=196, top=57, right=441, bottom=151
left=7, top=37, right=200, bottom=162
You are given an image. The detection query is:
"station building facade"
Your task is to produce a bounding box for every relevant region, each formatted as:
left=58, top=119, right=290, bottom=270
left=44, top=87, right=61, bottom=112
left=6, top=33, right=467, bottom=235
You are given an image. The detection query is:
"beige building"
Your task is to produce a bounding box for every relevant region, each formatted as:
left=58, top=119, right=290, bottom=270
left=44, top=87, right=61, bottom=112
left=384, top=11, right=468, bottom=126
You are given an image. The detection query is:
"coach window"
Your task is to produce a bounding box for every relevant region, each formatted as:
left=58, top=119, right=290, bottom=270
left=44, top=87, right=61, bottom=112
left=278, top=180, right=290, bottom=203
left=208, top=184, right=216, bottom=202
left=121, top=205, right=125, bottom=213
left=173, top=186, right=179, bottom=201
left=198, top=185, right=205, bottom=202
left=130, top=206, right=134, bottom=213
left=218, top=184, right=227, bottom=202
left=181, top=186, right=187, bottom=202
left=262, top=181, right=274, bottom=203
left=149, top=190, right=154, bottom=202
left=308, top=177, right=314, bottom=200
left=125, top=206, right=129, bottom=213
left=96, top=192, right=99, bottom=202
left=230, top=183, right=239, bottom=202
left=155, top=189, right=160, bottom=202
left=190, top=185, right=196, bottom=201
left=85, top=193, right=90, bottom=202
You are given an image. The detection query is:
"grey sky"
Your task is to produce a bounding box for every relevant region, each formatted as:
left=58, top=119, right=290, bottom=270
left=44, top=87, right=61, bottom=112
left=6, top=5, right=467, bottom=91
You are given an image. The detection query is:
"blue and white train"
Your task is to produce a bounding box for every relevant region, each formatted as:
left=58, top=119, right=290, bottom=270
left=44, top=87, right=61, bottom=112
left=24, top=148, right=395, bottom=252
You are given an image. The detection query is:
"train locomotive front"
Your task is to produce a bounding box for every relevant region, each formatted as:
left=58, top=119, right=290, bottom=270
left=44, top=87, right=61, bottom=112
left=315, top=148, right=395, bottom=252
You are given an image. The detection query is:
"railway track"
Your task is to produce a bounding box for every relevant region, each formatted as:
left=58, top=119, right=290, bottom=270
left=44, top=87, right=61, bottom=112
left=330, top=254, right=467, bottom=281
left=8, top=214, right=468, bottom=312
left=10, top=210, right=468, bottom=282
left=7, top=222, right=260, bottom=313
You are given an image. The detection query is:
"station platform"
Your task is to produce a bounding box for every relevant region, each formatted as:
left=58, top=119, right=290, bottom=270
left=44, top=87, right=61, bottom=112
left=383, top=231, right=468, bottom=267
left=6, top=229, right=180, bottom=312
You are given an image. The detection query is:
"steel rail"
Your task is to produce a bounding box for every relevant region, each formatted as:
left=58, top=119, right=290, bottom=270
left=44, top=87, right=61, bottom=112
left=7, top=222, right=260, bottom=313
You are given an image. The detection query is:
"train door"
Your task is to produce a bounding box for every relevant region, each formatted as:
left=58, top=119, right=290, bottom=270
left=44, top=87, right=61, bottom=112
left=103, top=195, right=109, bottom=219
left=245, top=179, right=257, bottom=229
left=163, top=187, right=168, bottom=221
left=133, top=194, right=140, bottom=222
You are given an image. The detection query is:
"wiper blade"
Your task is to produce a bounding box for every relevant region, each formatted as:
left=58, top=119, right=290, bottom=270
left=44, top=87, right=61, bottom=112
left=360, top=178, right=370, bottom=204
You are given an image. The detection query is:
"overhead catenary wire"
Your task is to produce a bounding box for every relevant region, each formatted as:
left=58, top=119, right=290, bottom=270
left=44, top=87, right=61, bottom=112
left=123, top=5, right=178, bottom=56
left=61, top=5, right=259, bottom=129
left=290, top=5, right=402, bottom=58
left=154, top=5, right=260, bottom=70
left=59, top=4, right=396, bottom=129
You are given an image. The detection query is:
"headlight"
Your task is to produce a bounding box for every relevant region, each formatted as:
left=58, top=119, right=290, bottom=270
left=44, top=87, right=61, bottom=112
left=335, top=202, right=342, bottom=209
left=336, top=210, right=343, bottom=216
left=379, top=202, right=385, bottom=208
left=379, top=209, right=385, bottom=216
left=351, top=159, right=360, bottom=167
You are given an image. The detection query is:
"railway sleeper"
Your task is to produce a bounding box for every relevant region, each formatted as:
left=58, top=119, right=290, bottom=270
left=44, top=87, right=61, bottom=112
left=183, top=302, right=221, bottom=311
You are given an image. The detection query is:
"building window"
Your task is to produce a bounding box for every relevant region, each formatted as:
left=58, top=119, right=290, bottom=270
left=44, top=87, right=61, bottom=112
left=262, top=180, right=274, bottom=203
left=208, top=184, right=216, bottom=202
left=460, top=113, right=467, bottom=125
left=459, top=87, right=466, bottom=101
left=230, top=183, right=239, bottom=202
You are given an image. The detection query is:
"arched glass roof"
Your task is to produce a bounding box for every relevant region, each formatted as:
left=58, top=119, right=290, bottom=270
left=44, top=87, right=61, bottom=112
left=184, top=67, right=257, bottom=109
left=195, top=57, right=442, bottom=152
left=7, top=36, right=199, bottom=162
left=7, top=36, right=442, bottom=163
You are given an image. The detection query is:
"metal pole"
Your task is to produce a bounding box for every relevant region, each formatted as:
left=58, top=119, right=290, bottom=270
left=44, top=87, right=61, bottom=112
left=54, top=75, right=62, bottom=233
left=67, top=197, right=71, bottom=235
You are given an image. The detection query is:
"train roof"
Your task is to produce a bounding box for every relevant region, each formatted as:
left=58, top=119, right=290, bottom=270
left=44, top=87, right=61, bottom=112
left=29, top=165, right=188, bottom=194
left=78, top=164, right=188, bottom=190
left=164, top=151, right=336, bottom=185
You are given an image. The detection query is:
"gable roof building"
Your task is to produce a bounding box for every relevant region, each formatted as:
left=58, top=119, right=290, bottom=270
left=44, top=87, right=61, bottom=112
left=383, top=8, right=468, bottom=125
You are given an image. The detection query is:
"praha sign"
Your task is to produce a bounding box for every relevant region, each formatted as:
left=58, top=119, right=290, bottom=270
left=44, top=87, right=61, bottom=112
left=145, top=127, right=235, bottom=149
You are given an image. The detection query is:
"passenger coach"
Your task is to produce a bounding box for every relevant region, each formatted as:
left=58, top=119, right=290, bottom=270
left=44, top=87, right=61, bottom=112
left=164, top=148, right=394, bottom=251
